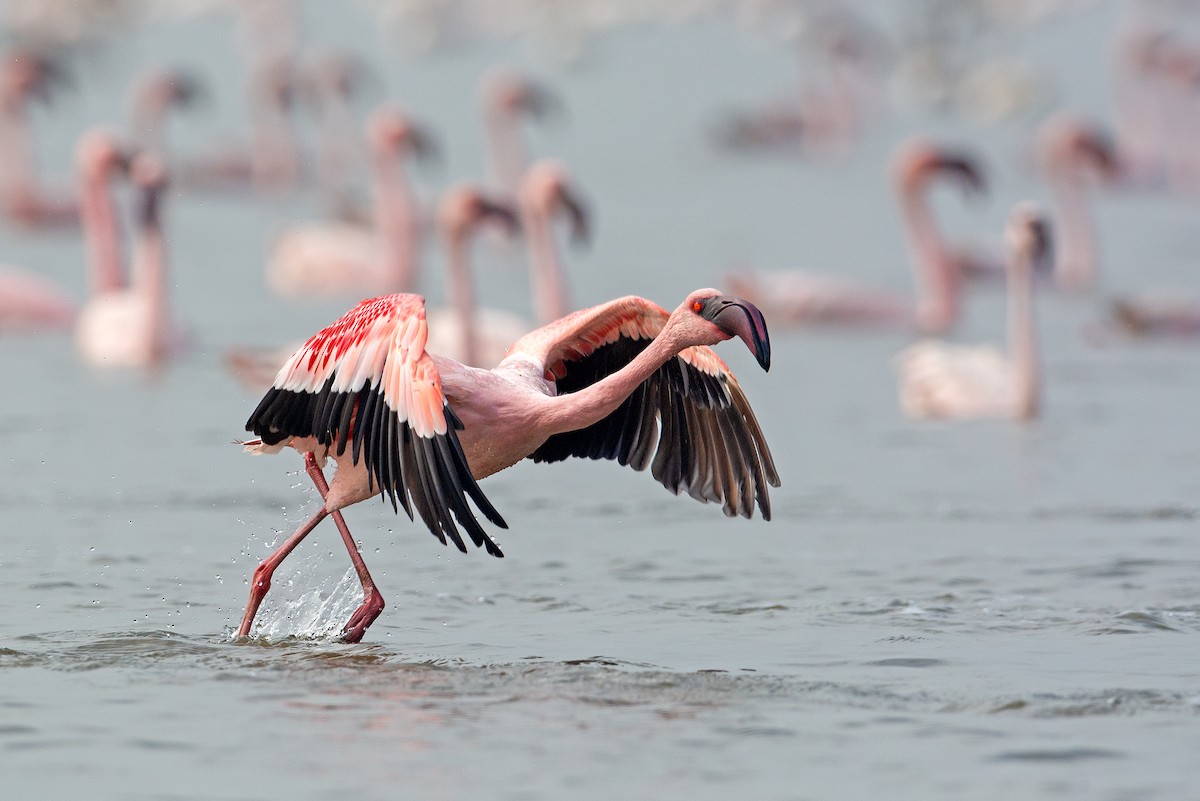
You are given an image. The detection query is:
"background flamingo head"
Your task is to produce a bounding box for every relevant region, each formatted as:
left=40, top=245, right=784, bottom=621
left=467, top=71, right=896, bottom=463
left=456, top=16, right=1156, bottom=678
left=482, top=69, right=563, bottom=121
left=367, top=105, right=440, bottom=163
left=891, top=138, right=986, bottom=198
left=1006, top=202, right=1053, bottom=273
left=75, top=129, right=131, bottom=181
left=520, top=160, right=590, bottom=246
left=3, top=48, right=72, bottom=106
left=438, top=184, right=520, bottom=241
left=680, top=289, right=771, bottom=371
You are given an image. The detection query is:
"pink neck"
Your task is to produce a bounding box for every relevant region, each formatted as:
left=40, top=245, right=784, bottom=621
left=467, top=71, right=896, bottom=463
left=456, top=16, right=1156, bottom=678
left=444, top=232, right=479, bottom=368
left=898, top=184, right=958, bottom=333
left=543, top=322, right=685, bottom=434
left=80, top=167, right=124, bottom=295
left=1007, top=245, right=1038, bottom=419
left=372, top=147, right=418, bottom=292
left=525, top=207, right=570, bottom=326
left=485, top=107, right=524, bottom=195
left=1049, top=177, right=1096, bottom=292
left=131, top=227, right=170, bottom=358
left=0, top=104, right=36, bottom=192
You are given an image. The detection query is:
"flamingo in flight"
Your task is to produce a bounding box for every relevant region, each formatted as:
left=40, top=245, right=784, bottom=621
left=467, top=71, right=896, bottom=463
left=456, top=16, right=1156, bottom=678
left=727, top=139, right=985, bottom=333
left=266, top=105, right=434, bottom=298
left=237, top=288, right=778, bottom=642
left=896, top=203, right=1049, bottom=420
left=519, top=159, right=590, bottom=327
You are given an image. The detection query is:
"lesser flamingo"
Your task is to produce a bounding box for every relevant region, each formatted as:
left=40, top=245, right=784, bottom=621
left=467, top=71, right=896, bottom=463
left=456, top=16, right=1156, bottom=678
left=237, top=288, right=777, bottom=641
left=727, top=139, right=984, bottom=333
left=425, top=185, right=527, bottom=368
left=896, top=203, right=1049, bottom=420
left=76, top=150, right=182, bottom=369
left=266, top=106, right=433, bottom=298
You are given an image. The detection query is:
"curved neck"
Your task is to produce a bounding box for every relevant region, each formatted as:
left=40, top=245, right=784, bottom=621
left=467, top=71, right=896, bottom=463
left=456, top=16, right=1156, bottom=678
left=543, top=323, right=684, bottom=434
left=898, top=183, right=958, bottom=333
left=524, top=207, right=570, bottom=326
left=79, top=167, right=124, bottom=295
left=371, top=147, right=418, bottom=292
left=444, top=231, right=479, bottom=368
left=1049, top=176, right=1095, bottom=292
left=1007, top=248, right=1038, bottom=420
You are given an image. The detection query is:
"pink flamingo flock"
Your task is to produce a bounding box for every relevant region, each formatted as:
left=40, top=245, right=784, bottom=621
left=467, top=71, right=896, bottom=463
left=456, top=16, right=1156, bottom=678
left=6, top=3, right=1200, bottom=644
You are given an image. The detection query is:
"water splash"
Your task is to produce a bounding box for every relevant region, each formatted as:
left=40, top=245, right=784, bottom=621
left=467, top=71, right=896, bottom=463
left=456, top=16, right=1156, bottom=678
left=251, top=565, right=363, bottom=642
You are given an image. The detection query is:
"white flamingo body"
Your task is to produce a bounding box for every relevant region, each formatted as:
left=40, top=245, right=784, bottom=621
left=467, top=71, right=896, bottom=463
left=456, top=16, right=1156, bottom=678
left=266, top=222, right=383, bottom=296
left=897, top=204, right=1046, bottom=421
left=425, top=306, right=527, bottom=368
left=896, top=341, right=1019, bottom=418
left=728, top=269, right=911, bottom=327
left=237, top=288, right=777, bottom=642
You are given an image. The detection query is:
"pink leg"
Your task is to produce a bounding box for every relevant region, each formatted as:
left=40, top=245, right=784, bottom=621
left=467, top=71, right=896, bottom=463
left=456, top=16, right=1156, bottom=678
left=301, top=453, right=386, bottom=643
left=237, top=503, right=329, bottom=639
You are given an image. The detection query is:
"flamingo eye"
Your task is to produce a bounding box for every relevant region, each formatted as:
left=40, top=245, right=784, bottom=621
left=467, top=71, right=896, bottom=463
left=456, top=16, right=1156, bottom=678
left=692, top=300, right=703, bottom=313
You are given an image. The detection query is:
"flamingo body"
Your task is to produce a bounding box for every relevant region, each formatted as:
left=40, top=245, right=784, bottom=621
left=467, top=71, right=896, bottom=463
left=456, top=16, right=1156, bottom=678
left=425, top=306, right=527, bottom=368
left=266, top=223, right=382, bottom=296
left=896, top=341, right=1018, bottom=418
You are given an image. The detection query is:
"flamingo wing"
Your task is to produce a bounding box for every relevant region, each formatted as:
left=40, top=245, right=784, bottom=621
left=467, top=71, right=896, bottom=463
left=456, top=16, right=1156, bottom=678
left=245, top=294, right=507, bottom=556
left=521, top=296, right=780, bottom=520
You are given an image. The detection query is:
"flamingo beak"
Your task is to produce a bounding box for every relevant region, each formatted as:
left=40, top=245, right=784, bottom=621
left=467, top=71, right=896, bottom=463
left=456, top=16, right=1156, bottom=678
left=936, top=154, right=986, bottom=198
left=478, top=198, right=520, bottom=237
left=704, top=295, right=771, bottom=371
left=521, top=82, right=565, bottom=121
left=407, top=124, right=443, bottom=165
left=29, top=53, right=73, bottom=105
left=1079, top=131, right=1120, bottom=180
left=558, top=185, right=590, bottom=247
left=1029, top=216, right=1053, bottom=274
left=171, top=71, right=208, bottom=108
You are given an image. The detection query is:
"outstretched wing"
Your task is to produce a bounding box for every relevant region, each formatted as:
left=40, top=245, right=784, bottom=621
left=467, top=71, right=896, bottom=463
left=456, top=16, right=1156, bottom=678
left=245, top=294, right=506, bottom=556
left=521, top=296, right=779, bottom=519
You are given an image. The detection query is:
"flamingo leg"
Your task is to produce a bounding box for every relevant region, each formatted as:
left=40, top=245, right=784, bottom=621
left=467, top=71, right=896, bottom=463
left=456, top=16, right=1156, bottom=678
left=237, top=503, right=329, bottom=639
left=301, top=453, right=386, bottom=643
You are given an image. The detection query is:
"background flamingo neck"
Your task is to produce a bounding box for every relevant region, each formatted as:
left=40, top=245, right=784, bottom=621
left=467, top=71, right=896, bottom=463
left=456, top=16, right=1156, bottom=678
left=80, top=169, right=124, bottom=295
left=1050, top=179, right=1096, bottom=292
left=1007, top=250, right=1038, bottom=419
left=485, top=108, right=523, bottom=195
left=445, top=233, right=479, bottom=367
left=547, top=324, right=683, bottom=434
left=899, top=185, right=958, bottom=332
left=132, top=228, right=170, bottom=357
left=0, top=108, right=35, bottom=191
left=371, top=151, right=417, bottom=292
left=526, top=210, right=570, bottom=325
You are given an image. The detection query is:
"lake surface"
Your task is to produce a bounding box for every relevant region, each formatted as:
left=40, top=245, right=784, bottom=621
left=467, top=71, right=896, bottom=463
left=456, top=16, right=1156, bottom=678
left=1, top=2, right=1198, bottom=799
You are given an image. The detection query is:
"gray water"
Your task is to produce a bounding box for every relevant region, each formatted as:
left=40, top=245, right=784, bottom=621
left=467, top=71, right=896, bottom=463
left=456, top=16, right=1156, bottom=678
left=2, top=3, right=1199, bottom=800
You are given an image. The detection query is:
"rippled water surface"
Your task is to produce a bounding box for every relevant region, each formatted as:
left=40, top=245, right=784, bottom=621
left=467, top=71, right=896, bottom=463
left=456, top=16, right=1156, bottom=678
left=2, top=3, right=1200, bottom=800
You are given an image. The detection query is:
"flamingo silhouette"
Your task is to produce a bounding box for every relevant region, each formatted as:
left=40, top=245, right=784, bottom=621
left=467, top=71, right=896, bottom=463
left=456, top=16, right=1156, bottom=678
left=237, top=288, right=777, bottom=642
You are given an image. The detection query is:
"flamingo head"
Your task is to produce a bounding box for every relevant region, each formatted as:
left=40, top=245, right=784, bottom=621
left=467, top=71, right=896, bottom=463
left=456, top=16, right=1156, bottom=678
left=368, top=106, right=441, bottom=163
left=483, top=69, right=563, bottom=121
left=681, top=289, right=771, bottom=371
left=1037, top=114, right=1119, bottom=181
left=1006, top=202, right=1053, bottom=274
left=439, top=184, right=520, bottom=241
left=135, top=68, right=206, bottom=112
left=130, top=153, right=168, bottom=228
left=519, top=160, right=590, bottom=246
left=891, top=138, right=986, bottom=197
left=5, top=49, right=71, bottom=105
left=75, top=129, right=131, bottom=180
